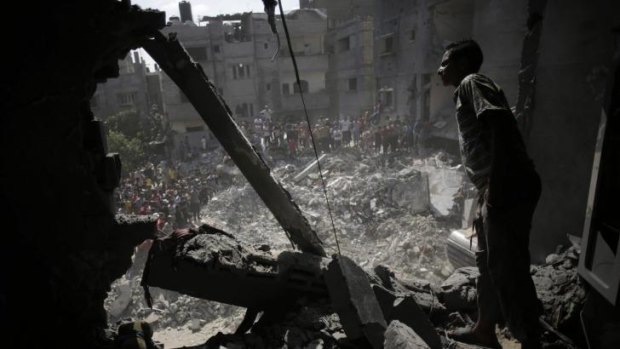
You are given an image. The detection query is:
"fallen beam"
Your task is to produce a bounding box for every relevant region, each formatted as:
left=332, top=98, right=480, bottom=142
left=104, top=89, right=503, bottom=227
left=142, top=32, right=325, bottom=257
left=141, top=225, right=328, bottom=309
left=141, top=225, right=445, bottom=346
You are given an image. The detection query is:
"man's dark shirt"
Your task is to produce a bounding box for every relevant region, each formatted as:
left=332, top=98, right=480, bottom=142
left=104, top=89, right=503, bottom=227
left=454, top=74, right=537, bottom=197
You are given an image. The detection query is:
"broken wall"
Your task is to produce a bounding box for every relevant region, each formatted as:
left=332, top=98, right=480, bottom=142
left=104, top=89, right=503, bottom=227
left=526, top=0, right=620, bottom=261
left=0, top=2, right=164, bottom=347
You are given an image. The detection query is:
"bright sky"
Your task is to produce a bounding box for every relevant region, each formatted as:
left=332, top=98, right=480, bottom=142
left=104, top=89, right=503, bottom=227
left=132, top=0, right=300, bottom=21
left=132, top=0, right=300, bottom=68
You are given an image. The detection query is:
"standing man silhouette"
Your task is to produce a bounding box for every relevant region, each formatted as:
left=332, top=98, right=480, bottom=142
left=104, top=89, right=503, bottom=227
left=438, top=39, right=543, bottom=349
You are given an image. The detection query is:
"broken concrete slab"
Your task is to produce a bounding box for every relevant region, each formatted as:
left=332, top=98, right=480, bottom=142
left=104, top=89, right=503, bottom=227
left=325, top=255, right=387, bottom=349
left=386, top=170, right=430, bottom=214
left=392, top=297, right=441, bottom=349
left=108, top=278, right=132, bottom=319
left=438, top=267, right=479, bottom=312
left=425, top=167, right=465, bottom=217
left=372, top=286, right=442, bottom=349
left=369, top=265, right=449, bottom=326
left=384, top=320, right=431, bottom=349
left=141, top=225, right=329, bottom=310
left=393, top=297, right=441, bottom=346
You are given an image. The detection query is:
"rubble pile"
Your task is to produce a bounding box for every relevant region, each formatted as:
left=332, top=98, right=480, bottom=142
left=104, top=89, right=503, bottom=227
left=435, top=244, right=588, bottom=346
left=106, top=149, right=590, bottom=349
left=205, top=150, right=460, bottom=283
left=203, top=305, right=345, bottom=349
left=106, top=150, right=464, bottom=340
left=532, top=245, right=587, bottom=340
left=105, top=274, right=244, bottom=331
left=135, top=226, right=448, bottom=349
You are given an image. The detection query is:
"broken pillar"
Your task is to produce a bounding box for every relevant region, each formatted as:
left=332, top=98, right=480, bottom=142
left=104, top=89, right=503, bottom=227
left=324, top=255, right=387, bottom=349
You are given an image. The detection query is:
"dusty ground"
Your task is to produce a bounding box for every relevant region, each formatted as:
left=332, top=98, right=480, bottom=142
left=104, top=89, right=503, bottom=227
left=153, top=313, right=244, bottom=348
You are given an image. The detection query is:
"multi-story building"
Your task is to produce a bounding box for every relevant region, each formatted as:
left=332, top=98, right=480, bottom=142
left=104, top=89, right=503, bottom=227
left=160, top=2, right=331, bottom=153
left=324, top=16, right=375, bottom=120
left=91, top=51, right=164, bottom=119
left=271, top=9, right=330, bottom=122
left=307, top=0, right=377, bottom=120
left=159, top=16, right=213, bottom=153
left=373, top=0, right=417, bottom=124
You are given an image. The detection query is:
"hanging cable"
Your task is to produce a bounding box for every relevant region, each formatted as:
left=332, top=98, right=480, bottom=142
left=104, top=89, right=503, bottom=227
left=276, top=1, right=341, bottom=256
left=262, top=0, right=281, bottom=61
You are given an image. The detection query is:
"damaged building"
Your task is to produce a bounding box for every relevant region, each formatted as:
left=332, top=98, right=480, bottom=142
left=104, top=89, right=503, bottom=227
left=1, top=0, right=620, bottom=349
left=160, top=6, right=331, bottom=154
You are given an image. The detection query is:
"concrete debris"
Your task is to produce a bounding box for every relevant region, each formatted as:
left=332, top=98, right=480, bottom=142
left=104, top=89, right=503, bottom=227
left=384, top=320, right=431, bottom=349
left=437, top=246, right=589, bottom=347
left=438, top=267, right=479, bottom=312
left=105, top=150, right=591, bottom=348
left=202, top=304, right=344, bottom=349
left=385, top=170, right=430, bottom=214
left=202, top=150, right=460, bottom=286
left=141, top=225, right=329, bottom=310
left=105, top=278, right=243, bottom=331
left=532, top=246, right=587, bottom=335
left=293, top=153, right=329, bottom=183
left=374, top=290, right=442, bottom=349
left=106, top=151, right=467, bottom=347
left=369, top=265, right=444, bottom=348
left=325, top=255, right=387, bottom=349
left=108, top=277, right=133, bottom=319
left=425, top=166, right=465, bottom=217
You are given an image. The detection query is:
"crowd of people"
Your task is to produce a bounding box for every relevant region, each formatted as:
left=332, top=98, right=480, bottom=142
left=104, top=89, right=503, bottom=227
left=115, top=161, right=217, bottom=234
left=116, top=110, right=435, bottom=236
left=234, top=110, right=432, bottom=158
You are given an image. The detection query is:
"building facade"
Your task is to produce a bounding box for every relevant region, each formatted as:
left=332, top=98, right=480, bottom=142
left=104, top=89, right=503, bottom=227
left=91, top=51, right=164, bottom=120
left=309, top=0, right=377, bottom=120
left=159, top=3, right=331, bottom=153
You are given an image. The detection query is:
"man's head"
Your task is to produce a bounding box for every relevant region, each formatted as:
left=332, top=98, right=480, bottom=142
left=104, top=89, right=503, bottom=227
left=437, top=39, right=483, bottom=87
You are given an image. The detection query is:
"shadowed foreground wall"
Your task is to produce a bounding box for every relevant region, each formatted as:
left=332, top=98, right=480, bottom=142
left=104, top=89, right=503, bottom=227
left=526, top=0, right=620, bottom=261
left=0, top=2, right=163, bottom=347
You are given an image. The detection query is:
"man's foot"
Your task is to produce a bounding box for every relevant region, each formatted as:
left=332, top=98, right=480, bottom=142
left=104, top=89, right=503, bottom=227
left=448, top=326, right=502, bottom=349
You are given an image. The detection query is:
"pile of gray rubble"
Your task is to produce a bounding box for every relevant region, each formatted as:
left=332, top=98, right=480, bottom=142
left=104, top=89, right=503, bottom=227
left=105, top=151, right=588, bottom=348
